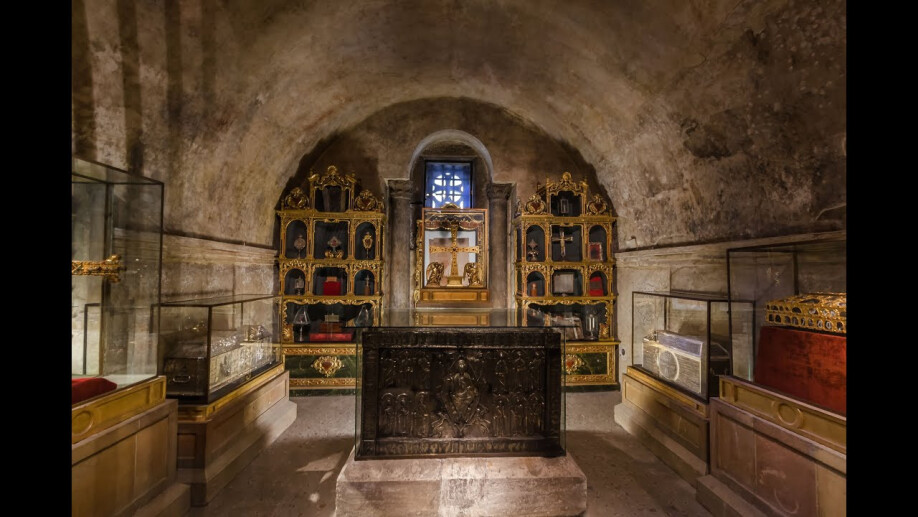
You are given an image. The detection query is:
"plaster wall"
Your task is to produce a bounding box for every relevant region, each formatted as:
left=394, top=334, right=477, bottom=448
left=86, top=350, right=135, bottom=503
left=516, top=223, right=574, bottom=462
left=73, top=0, right=845, bottom=255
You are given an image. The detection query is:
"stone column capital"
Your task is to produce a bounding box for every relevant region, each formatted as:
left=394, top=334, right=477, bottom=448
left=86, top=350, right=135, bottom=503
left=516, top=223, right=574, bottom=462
left=387, top=179, right=414, bottom=201
left=486, top=182, right=513, bottom=201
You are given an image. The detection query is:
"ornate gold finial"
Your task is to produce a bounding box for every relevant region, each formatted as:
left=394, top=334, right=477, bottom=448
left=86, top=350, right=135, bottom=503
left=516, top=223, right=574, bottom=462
left=524, top=193, right=546, bottom=214
left=586, top=193, right=608, bottom=215
left=354, top=189, right=383, bottom=211
left=441, top=202, right=460, bottom=209
left=72, top=254, right=124, bottom=283
left=284, top=187, right=309, bottom=209
left=309, top=164, right=358, bottom=189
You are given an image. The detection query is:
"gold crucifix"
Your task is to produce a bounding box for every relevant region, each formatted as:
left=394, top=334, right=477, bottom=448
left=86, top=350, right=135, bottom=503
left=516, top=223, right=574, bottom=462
left=551, top=229, right=574, bottom=260
left=429, top=221, right=480, bottom=286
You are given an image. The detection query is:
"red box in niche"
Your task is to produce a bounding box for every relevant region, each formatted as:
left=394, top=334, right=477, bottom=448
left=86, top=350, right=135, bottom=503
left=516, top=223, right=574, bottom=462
left=322, top=281, right=342, bottom=296
left=754, top=326, right=846, bottom=415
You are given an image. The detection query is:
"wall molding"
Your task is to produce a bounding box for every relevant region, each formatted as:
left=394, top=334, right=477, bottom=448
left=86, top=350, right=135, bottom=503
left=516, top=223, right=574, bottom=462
left=615, top=231, right=846, bottom=268
left=162, top=233, right=277, bottom=266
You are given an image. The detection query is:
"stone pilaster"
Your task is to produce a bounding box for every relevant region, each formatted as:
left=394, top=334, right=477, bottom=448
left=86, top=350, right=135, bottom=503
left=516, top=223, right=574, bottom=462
left=487, top=183, right=513, bottom=309
left=387, top=179, right=414, bottom=312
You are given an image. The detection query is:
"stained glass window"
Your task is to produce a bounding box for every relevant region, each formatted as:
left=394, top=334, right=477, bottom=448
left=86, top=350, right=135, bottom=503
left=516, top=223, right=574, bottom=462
left=424, top=161, right=472, bottom=208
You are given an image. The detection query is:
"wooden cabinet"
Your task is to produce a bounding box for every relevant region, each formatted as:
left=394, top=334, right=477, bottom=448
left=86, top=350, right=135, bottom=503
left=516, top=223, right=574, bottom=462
left=513, top=172, right=619, bottom=388
left=276, top=165, right=386, bottom=391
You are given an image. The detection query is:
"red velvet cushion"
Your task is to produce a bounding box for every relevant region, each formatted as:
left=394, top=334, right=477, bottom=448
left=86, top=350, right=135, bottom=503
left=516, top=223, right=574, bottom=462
left=754, top=326, right=846, bottom=415
left=322, top=281, right=342, bottom=296
left=72, top=377, right=118, bottom=405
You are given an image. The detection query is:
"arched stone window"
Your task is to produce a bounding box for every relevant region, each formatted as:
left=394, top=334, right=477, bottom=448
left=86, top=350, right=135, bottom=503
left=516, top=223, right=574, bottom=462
left=425, top=161, right=472, bottom=208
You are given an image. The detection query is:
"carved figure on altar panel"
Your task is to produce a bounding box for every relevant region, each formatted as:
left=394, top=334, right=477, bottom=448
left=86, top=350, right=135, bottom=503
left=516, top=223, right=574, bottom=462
left=510, top=392, right=527, bottom=436
left=396, top=392, right=412, bottom=436
left=413, top=391, right=433, bottom=438
left=494, top=352, right=508, bottom=393
left=528, top=354, right=543, bottom=391
left=527, top=392, right=545, bottom=435
left=492, top=395, right=508, bottom=437
left=380, top=392, right=396, bottom=435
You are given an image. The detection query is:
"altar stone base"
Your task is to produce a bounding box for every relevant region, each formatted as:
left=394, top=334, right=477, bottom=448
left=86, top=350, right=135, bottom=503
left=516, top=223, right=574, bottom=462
left=335, top=448, right=588, bottom=517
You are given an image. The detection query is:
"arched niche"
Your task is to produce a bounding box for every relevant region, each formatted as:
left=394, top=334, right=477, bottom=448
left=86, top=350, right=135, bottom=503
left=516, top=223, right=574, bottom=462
left=355, top=270, right=376, bottom=296
left=313, top=221, right=350, bottom=259
left=313, top=266, right=348, bottom=296
left=588, top=225, right=608, bottom=262
left=550, top=225, right=582, bottom=262
left=355, top=222, right=378, bottom=260
left=526, top=271, right=546, bottom=297
left=525, top=225, right=546, bottom=262
left=550, top=190, right=582, bottom=217
left=284, top=268, right=307, bottom=295
left=588, top=271, right=607, bottom=297
left=284, top=220, right=309, bottom=259
left=550, top=269, right=583, bottom=297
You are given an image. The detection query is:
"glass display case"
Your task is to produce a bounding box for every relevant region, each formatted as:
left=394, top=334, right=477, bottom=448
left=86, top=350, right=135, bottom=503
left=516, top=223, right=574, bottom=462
left=354, top=309, right=568, bottom=459
left=726, top=236, right=846, bottom=414
left=631, top=291, right=753, bottom=400
left=71, top=157, right=163, bottom=404
left=414, top=205, right=489, bottom=305
left=159, top=295, right=282, bottom=404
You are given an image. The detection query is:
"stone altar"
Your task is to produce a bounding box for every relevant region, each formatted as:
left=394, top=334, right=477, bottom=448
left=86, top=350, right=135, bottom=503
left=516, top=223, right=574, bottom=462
left=337, top=326, right=587, bottom=515
left=356, top=327, right=563, bottom=459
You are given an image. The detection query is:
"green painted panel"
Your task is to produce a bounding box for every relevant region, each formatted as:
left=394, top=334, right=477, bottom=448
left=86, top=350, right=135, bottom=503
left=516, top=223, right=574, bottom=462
left=567, top=352, right=608, bottom=376
left=285, top=353, right=358, bottom=379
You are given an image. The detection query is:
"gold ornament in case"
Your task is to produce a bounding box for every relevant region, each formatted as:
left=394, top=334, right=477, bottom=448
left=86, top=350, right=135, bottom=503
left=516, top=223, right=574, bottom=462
left=764, top=292, right=846, bottom=334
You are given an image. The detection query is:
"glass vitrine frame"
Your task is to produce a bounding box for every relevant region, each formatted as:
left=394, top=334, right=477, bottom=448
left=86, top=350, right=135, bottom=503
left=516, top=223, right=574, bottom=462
left=631, top=290, right=753, bottom=401
left=159, top=294, right=282, bottom=404
left=72, top=156, right=164, bottom=399
left=725, top=235, right=847, bottom=382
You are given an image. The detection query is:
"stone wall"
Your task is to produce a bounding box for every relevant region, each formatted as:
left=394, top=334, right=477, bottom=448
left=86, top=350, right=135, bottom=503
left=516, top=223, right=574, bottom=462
left=72, top=0, right=845, bottom=254
left=160, top=235, right=276, bottom=301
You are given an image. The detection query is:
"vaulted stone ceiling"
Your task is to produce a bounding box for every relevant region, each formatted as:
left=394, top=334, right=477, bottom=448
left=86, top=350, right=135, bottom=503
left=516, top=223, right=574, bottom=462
left=72, top=0, right=845, bottom=250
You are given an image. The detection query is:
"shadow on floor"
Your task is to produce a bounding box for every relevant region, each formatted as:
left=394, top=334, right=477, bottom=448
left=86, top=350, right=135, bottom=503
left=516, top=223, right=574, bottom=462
left=187, top=436, right=353, bottom=517
left=566, top=430, right=710, bottom=517
left=186, top=394, right=711, bottom=517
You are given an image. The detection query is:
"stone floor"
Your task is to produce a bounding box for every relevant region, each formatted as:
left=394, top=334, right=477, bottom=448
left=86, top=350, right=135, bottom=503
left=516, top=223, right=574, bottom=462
left=187, top=391, right=711, bottom=516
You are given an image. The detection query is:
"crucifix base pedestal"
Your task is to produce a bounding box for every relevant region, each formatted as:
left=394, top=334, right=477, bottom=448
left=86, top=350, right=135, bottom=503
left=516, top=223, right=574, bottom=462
left=445, top=275, right=465, bottom=286
left=416, top=287, right=490, bottom=306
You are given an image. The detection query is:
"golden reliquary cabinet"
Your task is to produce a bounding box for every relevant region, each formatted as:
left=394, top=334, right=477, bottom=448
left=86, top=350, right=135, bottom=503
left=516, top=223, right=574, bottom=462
left=513, top=171, right=619, bottom=387
left=414, top=205, right=489, bottom=306
left=276, top=166, right=385, bottom=391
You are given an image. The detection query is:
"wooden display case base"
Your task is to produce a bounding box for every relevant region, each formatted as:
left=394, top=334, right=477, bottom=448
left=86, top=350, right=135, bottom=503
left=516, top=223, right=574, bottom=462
left=417, top=287, right=490, bottom=305
left=613, top=366, right=709, bottom=485
left=72, top=376, right=191, bottom=517
left=697, top=376, right=846, bottom=517
left=176, top=366, right=296, bottom=506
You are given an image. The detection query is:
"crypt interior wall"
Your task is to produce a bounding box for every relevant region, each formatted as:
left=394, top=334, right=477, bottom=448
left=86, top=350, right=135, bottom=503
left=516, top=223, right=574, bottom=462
left=72, top=0, right=845, bottom=328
